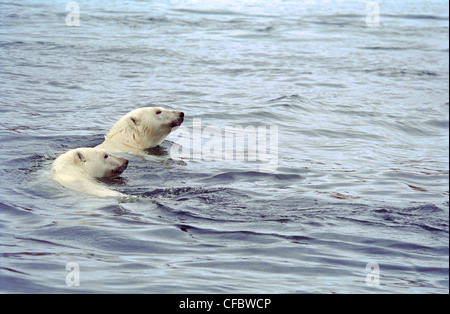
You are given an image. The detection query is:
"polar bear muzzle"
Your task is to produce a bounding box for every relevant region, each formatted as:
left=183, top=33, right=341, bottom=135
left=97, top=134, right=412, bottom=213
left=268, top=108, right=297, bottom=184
left=111, top=158, right=129, bottom=176
left=170, top=111, right=184, bottom=131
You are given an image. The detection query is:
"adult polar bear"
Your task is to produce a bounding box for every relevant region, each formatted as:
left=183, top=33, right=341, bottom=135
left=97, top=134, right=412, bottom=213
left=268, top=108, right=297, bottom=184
left=52, top=148, right=128, bottom=197
left=96, top=107, right=184, bottom=153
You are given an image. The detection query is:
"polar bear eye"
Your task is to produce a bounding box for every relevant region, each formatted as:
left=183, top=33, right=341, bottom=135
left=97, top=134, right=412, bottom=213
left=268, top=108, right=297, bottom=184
left=156, top=110, right=162, bottom=115
left=104, top=154, right=108, bottom=159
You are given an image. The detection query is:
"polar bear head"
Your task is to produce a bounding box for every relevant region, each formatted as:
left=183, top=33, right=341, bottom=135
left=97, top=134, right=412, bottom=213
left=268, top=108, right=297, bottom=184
left=53, top=148, right=129, bottom=179
left=99, top=107, right=184, bottom=151
left=52, top=148, right=128, bottom=197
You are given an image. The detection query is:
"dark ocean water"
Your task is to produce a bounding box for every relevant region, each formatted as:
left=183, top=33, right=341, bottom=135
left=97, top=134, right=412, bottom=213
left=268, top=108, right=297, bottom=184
left=0, top=0, right=448, bottom=293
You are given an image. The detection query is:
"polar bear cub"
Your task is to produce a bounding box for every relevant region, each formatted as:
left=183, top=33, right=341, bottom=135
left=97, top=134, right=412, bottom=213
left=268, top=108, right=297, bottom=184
left=96, top=107, right=184, bottom=153
left=52, top=148, right=128, bottom=197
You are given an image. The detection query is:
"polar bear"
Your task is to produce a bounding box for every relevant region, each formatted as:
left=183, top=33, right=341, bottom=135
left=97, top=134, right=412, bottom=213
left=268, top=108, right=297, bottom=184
left=52, top=147, right=128, bottom=197
left=96, top=107, right=184, bottom=153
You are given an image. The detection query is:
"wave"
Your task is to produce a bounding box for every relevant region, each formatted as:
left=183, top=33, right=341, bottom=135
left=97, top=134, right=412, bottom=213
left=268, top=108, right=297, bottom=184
left=384, top=14, right=449, bottom=21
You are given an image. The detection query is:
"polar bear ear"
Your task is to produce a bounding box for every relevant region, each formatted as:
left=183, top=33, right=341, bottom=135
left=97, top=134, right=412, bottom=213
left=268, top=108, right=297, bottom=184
left=128, top=116, right=139, bottom=128
left=74, top=151, right=86, bottom=164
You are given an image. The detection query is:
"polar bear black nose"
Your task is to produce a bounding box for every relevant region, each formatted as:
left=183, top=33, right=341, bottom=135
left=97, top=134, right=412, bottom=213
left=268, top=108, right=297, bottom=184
left=179, top=112, right=184, bottom=118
